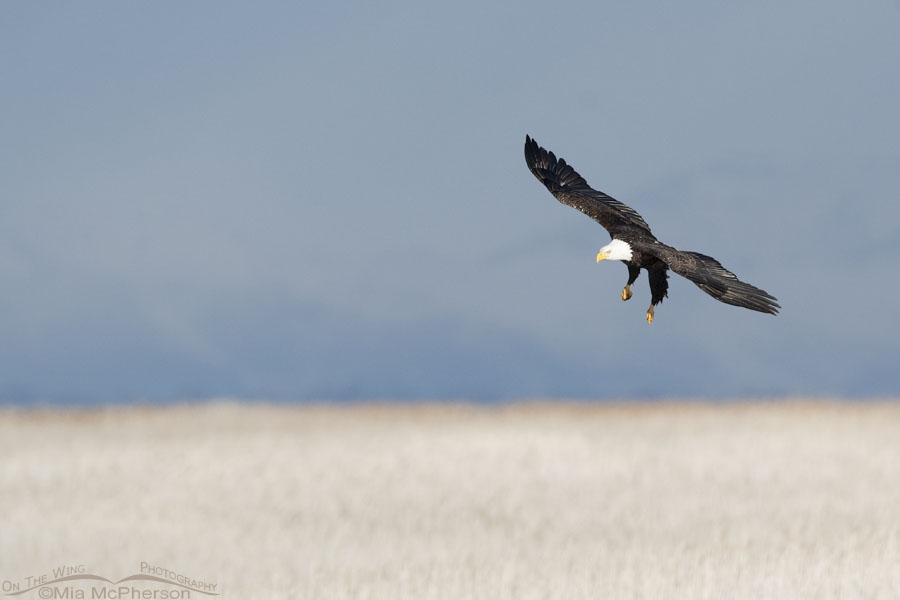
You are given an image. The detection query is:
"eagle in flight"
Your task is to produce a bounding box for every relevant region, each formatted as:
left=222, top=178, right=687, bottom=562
left=524, top=135, right=779, bottom=323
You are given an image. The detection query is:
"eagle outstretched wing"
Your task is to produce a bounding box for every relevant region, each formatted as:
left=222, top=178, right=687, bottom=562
left=646, top=243, right=780, bottom=314
left=524, top=135, right=653, bottom=237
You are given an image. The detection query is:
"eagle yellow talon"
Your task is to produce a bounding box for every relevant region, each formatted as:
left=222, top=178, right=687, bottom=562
left=622, top=285, right=632, bottom=301
left=646, top=306, right=655, bottom=324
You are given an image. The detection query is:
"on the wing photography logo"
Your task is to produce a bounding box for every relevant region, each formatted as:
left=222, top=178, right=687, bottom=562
left=1, top=563, right=218, bottom=599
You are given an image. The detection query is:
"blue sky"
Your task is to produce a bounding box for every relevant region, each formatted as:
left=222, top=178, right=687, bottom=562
left=2, top=2, right=899, bottom=403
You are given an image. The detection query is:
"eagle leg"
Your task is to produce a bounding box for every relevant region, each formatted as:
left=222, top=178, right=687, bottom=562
left=623, top=265, right=640, bottom=302
left=646, top=305, right=655, bottom=324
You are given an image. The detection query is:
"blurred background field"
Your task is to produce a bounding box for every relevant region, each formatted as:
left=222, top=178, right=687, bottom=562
left=2, top=400, right=899, bottom=599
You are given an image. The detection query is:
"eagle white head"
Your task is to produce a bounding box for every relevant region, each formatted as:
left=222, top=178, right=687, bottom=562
left=596, top=239, right=633, bottom=262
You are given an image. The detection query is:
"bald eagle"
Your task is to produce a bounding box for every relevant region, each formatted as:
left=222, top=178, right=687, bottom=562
left=524, top=135, right=779, bottom=323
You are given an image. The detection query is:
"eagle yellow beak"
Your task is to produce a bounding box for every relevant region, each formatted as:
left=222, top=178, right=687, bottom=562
left=596, top=250, right=610, bottom=263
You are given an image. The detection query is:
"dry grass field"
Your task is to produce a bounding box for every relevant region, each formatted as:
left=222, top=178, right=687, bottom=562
left=1, top=400, right=899, bottom=599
